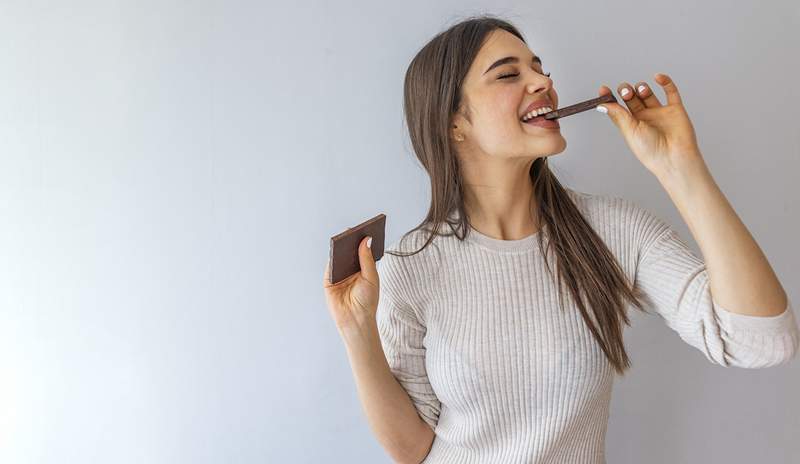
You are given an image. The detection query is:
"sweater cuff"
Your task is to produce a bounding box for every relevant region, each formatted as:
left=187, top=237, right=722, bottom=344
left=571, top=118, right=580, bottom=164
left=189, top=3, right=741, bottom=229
left=712, top=297, right=797, bottom=333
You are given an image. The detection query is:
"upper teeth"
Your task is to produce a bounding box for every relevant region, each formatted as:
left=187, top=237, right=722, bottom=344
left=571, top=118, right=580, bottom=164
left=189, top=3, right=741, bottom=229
left=522, top=106, right=553, bottom=121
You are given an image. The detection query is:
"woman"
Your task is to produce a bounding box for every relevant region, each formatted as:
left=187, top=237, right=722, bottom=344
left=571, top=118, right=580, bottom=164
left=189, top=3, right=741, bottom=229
left=322, top=15, right=798, bottom=464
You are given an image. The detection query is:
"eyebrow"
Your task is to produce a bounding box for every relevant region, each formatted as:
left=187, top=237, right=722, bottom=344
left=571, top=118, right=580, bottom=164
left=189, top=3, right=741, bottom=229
left=483, top=54, right=542, bottom=75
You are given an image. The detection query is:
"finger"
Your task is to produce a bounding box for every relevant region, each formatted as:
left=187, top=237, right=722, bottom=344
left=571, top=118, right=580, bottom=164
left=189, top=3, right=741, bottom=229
left=633, top=80, right=662, bottom=108
left=598, top=85, right=637, bottom=135
left=617, top=82, right=646, bottom=114
left=358, top=236, right=379, bottom=288
left=323, top=257, right=332, bottom=285
left=654, top=72, right=682, bottom=106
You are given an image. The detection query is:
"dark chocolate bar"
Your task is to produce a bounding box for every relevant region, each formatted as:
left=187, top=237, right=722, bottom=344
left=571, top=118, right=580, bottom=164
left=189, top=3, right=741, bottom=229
left=544, top=93, right=617, bottom=120
left=329, top=213, right=386, bottom=285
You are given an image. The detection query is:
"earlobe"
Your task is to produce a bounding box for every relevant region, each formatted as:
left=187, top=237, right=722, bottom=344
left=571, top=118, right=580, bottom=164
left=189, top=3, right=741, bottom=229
left=452, top=124, right=464, bottom=141
left=452, top=127, right=465, bottom=141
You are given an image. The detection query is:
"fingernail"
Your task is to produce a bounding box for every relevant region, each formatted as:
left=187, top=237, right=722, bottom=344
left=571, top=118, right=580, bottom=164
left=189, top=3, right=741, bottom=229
left=596, top=105, right=607, bottom=113
left=366, top=236, right=372, bottom=249
left=637, top=84, right=646, bottom=94
left=620, top=88, right=630, bottom=97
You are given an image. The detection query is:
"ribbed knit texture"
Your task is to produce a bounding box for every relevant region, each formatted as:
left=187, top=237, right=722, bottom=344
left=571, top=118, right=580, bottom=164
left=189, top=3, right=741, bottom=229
left=375, top=187, right=799, bottom=464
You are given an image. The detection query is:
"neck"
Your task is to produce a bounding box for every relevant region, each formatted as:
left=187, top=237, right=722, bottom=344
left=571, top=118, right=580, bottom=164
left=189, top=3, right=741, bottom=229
left=460, top=158, right=541, bottom=241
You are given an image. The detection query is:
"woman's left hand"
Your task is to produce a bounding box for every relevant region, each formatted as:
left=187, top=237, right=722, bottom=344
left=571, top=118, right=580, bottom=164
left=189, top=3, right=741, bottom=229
left=598, top=73, right=704, bottom=178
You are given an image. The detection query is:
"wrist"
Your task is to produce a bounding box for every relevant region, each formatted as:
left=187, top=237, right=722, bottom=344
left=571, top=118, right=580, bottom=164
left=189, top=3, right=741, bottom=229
left=654, top=152, right=710, bottom=195
left=338, top=316, right=380, bottom=348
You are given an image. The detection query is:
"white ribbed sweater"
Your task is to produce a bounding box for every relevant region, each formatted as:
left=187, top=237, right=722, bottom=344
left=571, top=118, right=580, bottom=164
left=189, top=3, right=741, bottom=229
left=375, top=188, right=799, bottom=464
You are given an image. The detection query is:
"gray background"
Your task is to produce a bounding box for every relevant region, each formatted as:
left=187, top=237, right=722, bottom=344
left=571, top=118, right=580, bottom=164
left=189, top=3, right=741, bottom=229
left=1, top=1, right=798, bottom=463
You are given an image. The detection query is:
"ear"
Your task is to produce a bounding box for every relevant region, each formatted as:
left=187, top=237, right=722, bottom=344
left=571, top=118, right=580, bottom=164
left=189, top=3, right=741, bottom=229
left=450, top=110, right=470, bottom=136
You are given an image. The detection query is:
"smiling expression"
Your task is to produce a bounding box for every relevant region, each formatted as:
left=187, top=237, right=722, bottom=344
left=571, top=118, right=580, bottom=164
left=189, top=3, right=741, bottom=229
left=451, top=29, right=567, bottom=159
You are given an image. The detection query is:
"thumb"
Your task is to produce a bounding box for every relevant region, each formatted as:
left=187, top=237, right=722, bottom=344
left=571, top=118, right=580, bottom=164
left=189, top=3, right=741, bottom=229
left=597, top=86, right=636, bottom=136
left=358, top=235, right=379, bottom=286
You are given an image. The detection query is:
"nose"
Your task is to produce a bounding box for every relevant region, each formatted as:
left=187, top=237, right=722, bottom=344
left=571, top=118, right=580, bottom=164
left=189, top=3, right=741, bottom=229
left=527, top=80, right=551, bottom=94
left=527, top=74, right=552, bottom=94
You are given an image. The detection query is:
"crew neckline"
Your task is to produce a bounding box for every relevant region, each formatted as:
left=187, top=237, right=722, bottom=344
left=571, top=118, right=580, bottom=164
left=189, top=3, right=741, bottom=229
left=446, top=186, right=584, bottom=253
left=466, top=223, right=543, bottom=253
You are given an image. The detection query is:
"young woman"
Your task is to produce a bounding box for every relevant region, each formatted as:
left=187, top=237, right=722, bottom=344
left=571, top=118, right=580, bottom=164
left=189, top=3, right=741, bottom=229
left=322, top=15, right=798, bottom=464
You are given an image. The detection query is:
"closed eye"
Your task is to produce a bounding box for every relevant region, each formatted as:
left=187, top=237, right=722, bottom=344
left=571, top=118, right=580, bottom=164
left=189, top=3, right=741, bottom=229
left=499, top=71, right=552, bottom=79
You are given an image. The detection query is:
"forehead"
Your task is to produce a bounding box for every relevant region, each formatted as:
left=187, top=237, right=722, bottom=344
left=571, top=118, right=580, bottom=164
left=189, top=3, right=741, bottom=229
left=475, top=29, right=534, bottom=67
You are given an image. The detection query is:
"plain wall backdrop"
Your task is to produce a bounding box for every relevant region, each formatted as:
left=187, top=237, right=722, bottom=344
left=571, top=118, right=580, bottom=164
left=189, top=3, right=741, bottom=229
left=1, top=1, right=798, bottom=463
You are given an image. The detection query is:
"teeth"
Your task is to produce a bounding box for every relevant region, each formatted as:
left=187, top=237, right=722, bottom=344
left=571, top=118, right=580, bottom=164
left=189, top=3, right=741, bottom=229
left=521, top=106, right=553, bottom=121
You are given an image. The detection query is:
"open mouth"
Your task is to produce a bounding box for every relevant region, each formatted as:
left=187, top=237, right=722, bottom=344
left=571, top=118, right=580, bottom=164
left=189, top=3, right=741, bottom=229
left=520, top=110, right=559, bottom=128
left=520, top=107, right=555, bottom=123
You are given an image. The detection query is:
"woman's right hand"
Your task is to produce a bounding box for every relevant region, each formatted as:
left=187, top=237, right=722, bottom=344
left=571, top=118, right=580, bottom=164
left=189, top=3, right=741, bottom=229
left=323, top=235, right=381, bottom=334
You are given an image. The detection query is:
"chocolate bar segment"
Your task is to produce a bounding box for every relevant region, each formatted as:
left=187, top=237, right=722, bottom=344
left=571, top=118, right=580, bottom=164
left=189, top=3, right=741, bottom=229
left=329, top=213, right=386, bottom=285
left=544, top=93, right=617, bottom=120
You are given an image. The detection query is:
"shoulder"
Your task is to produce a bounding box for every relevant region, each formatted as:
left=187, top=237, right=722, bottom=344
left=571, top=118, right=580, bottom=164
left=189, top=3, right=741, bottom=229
left=564, top=187, right=675, bottom=259
left=377, top=226, right=445, bottom=307
left=565, top=187, right=666, bottom=233
left=563, top=186, right=626, bottom=212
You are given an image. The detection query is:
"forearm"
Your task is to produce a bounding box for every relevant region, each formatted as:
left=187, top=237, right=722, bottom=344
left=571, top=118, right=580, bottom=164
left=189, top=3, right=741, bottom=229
left=339, top=322, right=435, bottom=464
left=655, top=154, right=788, bottom=316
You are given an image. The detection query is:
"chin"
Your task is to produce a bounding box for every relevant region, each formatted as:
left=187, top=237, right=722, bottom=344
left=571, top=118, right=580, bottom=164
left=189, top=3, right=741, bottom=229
left=535, top=135, right=567, bottom=154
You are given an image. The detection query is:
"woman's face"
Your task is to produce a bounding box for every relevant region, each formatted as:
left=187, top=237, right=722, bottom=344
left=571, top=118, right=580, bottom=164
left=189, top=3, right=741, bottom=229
left=452, top=29, right=566, bottom=160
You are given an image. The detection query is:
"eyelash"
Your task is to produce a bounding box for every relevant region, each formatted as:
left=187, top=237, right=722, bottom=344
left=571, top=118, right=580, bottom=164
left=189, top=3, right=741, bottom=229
left=499, top=71, right=552, bottom=79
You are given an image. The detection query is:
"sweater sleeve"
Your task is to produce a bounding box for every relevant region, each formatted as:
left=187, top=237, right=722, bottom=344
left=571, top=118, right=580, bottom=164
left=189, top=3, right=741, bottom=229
left=625, top=198, right=800, bottom=368
left=375, top=276, right=441, bottom=431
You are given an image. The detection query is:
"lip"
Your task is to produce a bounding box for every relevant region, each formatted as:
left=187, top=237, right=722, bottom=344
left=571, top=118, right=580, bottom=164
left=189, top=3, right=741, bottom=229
left=523, top=117, right=560, bottom=129
left=520, top=99, right=555, bottom=119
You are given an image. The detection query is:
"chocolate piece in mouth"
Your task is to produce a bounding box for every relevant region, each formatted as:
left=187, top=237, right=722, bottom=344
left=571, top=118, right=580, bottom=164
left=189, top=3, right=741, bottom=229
left=543, top=93, right=617, bottom=120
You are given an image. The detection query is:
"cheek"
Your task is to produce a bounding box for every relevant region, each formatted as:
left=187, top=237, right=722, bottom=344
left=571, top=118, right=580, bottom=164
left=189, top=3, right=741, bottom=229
left=484, top=89, right=519, bottom=125
left=471, top=88, right=526, bottom=148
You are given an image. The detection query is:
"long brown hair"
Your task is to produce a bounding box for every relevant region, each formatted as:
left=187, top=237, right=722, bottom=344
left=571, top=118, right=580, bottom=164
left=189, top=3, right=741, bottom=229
left=386, top=15, right=647, bottom=375
left=386, top=14, right=651, bottom=376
